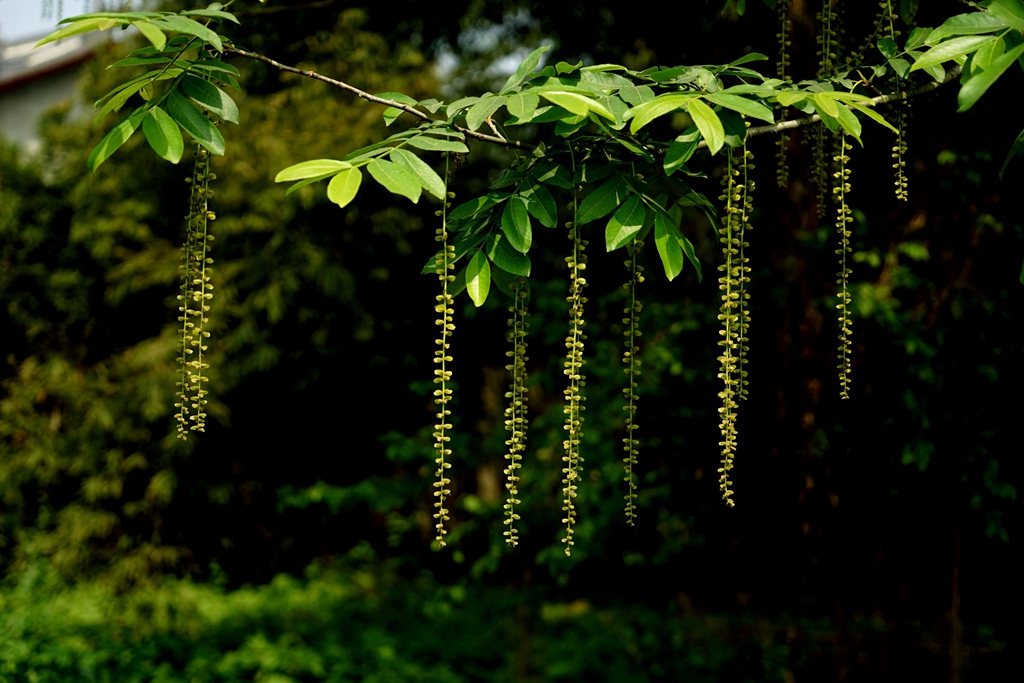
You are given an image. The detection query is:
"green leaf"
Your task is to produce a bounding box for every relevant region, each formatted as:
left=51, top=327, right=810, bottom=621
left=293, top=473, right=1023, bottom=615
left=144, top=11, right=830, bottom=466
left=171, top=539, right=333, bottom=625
left=688, top=99, right=725, bottom=155
left=958, top=43, right=1024, bottom=111
left=574, top=163, right=614, bottom=185
left=665, top=129, right=701, bottom=176
left=466, top=95, right=507, bottom=131
left=576, top=176, right=628, bottom=225
left=519, top=180, right=558, bottom=228
left=729, top=52, right=768, bottom=66
left=375, top=92, right=417, bottom=125
left=834, top=104, right=863, bottom=144
left=388, top=149, right=445, bottom=200
left=93, top=80, right=149, bottom=126
left=848, top=103, right=898, bottom=133
left=926, top=13, right=1009, bottom=44
left=990, top=0, right=1024, bottom=31
left=88, top=107, right=146, bottom=172
left=605, top=194, right=645, bottom=251
left=419, top=98, right=443, bottom=113
left=924, top=63, right=946, bottom=81
left=528, top=106, right=574, bottom=124
left=506, top=93, right=540, bottom=121
left=141, top=107, right=183, bottom=163
left=500, top=45, right=552, bottom=94
left=878, top=37, right=899, bottom=59
left=446, top=96, right=479, bottom=119
left=617, top=84, right=656, bottom=106
left=627, top=93, right=698, bottom=134
left=167, top=89, right=225, bottom=155
left=151, top=15, right=223, bottom=51
left=531, top=162, right=573, bottom=188
left=284, top=173, right=337, bottom=196
left=888, top=57, right=912, bottom=78
left=275, top=159, right=352, bottom=182
left=93, top=67, right=184, bottom=111
left=181, top=9, right=241, bottom=24
left=704, top=93, right=775, bottom=123
left=971, top=37, right=1005, bottom=74
left=109, top=56, right=176, bottom=68
left=719, top=83, right=780, bottom=97
left=133, top=21, right=166, bottom=49
left=929, top=12, right=1007, bottom=44
left=420, top=126, right=465, bottom=139
left=56, top=12, right=161, bottom=23
left=679, top=233, right=702, bottom=282
left=812, top=92, right=840, bottom=118
left=905, top=27, right=931, bottom=51
left=1000, top=127, right=1024, bottom=180
left=912, top=35, right=999, bottom=71
left=717, top=109, right=747, bottom=149
left=35, top=18, right=103, bottom=47
left=775, top=91, right=807, bottom=107
left=555, top=114, right=588, bottom=137
left=538, top=92, right=615, bottom=120
left=486, top=233, right=532, bottom=276
left=654, top=210, right=683, bottom=281
left=449, top=193, right=510, bottom=222
left=180, top=75, right=239, bottom=124
left=501, top=197, right=533, bottom=253
left=405, top=136, right=470, bottom=153
left=421, top=233, right=487, bottom=274
left=191, top=62, right=241, bottom=90
left=327, top=168, right=363, bottom=209
left=367, top=159, right=421, bottom=203
left=466, top=251, right=491, bottom=307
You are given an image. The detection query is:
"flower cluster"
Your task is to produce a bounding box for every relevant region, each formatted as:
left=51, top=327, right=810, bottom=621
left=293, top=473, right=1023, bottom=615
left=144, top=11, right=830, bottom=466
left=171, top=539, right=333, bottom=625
left=812, top=0, right=840, bottom=218
left=432, top=186, right=456, bottom=547
left=621, top=241, right=644, bottom=525
left=716, top=150, right=748, bottom=507
left=776, top=0, right=793, bottom=188
left=502, top=277, right=530, bottom=547
left=737, top=145, right=754, bottom=403
left=833, top=134, right=854, bottom=399
left=175, top=144, right=215, bottom=440
left=561, top=216, right=588, bottom=554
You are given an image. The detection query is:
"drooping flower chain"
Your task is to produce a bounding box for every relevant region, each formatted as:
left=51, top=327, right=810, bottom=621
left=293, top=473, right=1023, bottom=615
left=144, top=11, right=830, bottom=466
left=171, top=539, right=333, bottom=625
left=621, top=239, right=644, bottom=525
left=776, top=0, right=793, bottom=188
left=812, top=0, right=839, bottom=218
left=175, top=143, right=215, bottom=440
left=502, top=276, right=530, bottom=548
left=888, top=0, right=910, bottom=201
left=846, top=1, right=893, bottom=69
left=892, top=101, right=909, bottom=200
left=833, top=133, right=854, bottom=399
left=431, top=166, right=455, bottom=547
left=737, top=143, right=754, bottom=403
left=561, top=195, right=588, bottom=555
left=717, top=150, right=744, bottom=507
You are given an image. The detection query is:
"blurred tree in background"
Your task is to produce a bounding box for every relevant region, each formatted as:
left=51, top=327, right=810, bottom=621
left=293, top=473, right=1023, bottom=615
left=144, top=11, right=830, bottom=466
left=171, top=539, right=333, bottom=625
left=0, top=0, right=1021, bottom=681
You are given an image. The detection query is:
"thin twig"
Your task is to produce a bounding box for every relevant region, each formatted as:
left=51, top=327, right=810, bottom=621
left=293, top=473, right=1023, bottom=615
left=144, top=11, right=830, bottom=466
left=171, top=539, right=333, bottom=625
left=223, top=45, right=526, bottom=149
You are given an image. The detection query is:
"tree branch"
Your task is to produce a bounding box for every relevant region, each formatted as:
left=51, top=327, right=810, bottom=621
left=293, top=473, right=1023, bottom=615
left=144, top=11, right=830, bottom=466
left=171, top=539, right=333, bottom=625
left=724, top=64, right=963, bottom=148
left=223, top=45, right=526, bottom=149
left=224, top=44, right=961, bottom=156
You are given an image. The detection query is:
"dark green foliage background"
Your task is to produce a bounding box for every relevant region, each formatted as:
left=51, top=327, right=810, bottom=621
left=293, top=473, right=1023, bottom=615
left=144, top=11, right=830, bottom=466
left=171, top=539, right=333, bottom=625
left=1, top=1, right=1021, bottom=680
